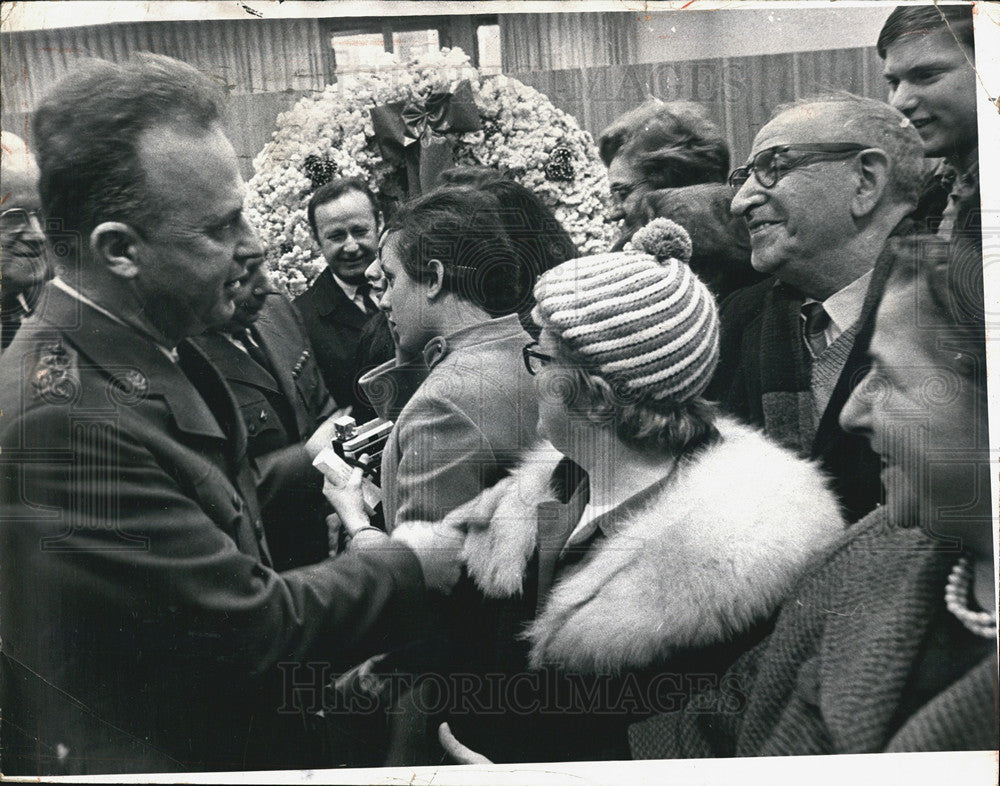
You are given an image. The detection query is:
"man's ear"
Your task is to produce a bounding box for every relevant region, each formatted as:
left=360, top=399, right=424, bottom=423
left=425, top=258, right=445, bottom=299
left=90, top=222, right=143, bottom=279
left=851, top=149, right=891, bottom=219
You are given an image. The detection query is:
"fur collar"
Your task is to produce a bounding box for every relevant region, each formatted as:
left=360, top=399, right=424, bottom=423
left=462, top=416, right=846, bottom=674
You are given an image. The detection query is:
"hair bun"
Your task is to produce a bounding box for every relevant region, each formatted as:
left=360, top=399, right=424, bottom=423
left=628, top=217, right=692, bottom=264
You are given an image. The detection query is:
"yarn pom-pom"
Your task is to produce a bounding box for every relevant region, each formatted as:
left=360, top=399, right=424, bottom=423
left=629, top=217, right=692, bottom=264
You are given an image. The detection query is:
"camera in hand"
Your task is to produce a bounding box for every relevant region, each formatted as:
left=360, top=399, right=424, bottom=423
left=331, top=415, right=393, bottom=487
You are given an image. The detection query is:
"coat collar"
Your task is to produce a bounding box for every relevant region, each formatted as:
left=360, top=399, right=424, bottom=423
left=358, top=358, right=429, bottom=421
left=309, top=267, right=369, bottom=328
left=32, top=285, right=236, bottom=445
left=463, top=416, right=847, bottom=674
left=358, top=315, right=529, bottom=418
left=421, top=314, right=528, bottom=370
left=197, top=330, right=283, bottom=396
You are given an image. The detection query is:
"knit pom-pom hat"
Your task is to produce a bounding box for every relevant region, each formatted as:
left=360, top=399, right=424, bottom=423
left=533, top=218, right=719, bottom=406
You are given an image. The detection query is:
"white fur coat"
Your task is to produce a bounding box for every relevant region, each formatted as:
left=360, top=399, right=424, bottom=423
left=459, top=416, right=847, bottom=675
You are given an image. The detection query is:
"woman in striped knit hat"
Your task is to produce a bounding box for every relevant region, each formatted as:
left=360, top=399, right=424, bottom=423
left=433, top=218, right=847, bottom=764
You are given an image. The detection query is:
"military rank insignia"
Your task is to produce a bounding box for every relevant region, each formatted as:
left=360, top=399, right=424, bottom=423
left=30, top=339, right=79, bottom=404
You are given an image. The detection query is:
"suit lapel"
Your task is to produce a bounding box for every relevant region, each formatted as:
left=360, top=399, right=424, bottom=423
left=176, top=340, right=248, bottom=464
left=198, top=331, right=283, bottom=396
left=758, top=284, right=814, bottom=453
left=811, top=221, right=910, bottom=458
left=252, top=309, right=311, bottom=436
left=313, top=268, right=369, bottom=330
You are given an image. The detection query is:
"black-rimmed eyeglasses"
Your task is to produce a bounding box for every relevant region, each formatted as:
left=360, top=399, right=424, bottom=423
left=523, top=342, right=555, bottom=376
left=0, top=208, right=42, bottom=235
left=728, top=144, right=868, bottom=191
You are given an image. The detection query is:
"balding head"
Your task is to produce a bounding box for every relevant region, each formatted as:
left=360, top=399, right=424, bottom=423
left=730, top=94, right=923, bottom=299
left=761, top=95, right=925, bottom=208
left=2, top=132, right=39, bottom=181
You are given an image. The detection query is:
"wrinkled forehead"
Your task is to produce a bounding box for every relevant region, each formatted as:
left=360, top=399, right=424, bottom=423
left=751, top=104, right=862, bottom=156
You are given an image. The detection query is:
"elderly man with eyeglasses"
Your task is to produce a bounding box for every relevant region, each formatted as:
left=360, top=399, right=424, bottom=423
left=0, top=132, right=52, bottom=351
left=705, top=94, right=925, bottom=523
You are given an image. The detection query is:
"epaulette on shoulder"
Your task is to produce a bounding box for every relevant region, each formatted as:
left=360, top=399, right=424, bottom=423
left=28, top=337, right=81, bottom=405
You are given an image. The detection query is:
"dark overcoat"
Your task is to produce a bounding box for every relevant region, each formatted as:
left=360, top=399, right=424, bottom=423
left=705, top=225, right=913, bottom=522
left=294, top=267, right=376, bottom=420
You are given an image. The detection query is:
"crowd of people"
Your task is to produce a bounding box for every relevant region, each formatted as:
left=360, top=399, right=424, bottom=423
left=0, top=4, right=994, bottom=776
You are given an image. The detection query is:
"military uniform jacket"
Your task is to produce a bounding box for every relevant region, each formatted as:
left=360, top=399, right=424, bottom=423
left=0, top=284, right=425, bottom=775
left=193, top=294, right=336, bottom=569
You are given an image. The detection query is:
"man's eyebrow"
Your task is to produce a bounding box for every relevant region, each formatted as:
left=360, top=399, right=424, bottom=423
left=210, top=204, right=242, bottom=223
left=885, top=59, right=953, bottom=75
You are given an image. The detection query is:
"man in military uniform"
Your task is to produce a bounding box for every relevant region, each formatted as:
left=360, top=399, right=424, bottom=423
left=195, top=255, right=339, bottom=570
left=0, top=54, right=462, bottom=776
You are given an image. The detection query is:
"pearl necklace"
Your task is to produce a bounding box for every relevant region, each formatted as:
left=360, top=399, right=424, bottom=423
left=944, top=556, right=997, bottom=639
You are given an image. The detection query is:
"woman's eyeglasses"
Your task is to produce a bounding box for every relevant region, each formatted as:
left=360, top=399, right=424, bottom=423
left=728, top=143, right=868, bottom=191
left=522, top=342, right=555, bottom=376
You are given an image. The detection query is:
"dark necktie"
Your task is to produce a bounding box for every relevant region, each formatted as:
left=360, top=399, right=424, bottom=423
left=802, top=301, right=831, bottom=358
left=356, top=282, right=377, bottom=316
left=235, top=328, right=270, bottom=370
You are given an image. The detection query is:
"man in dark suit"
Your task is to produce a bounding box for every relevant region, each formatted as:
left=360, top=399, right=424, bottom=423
left=194, top=255, right=339, bottom=570
left=0, top=54, right=462, bottom=776
left=709, top=94, right=925, bottom=523
left=294, top=178, right=382, bottom=421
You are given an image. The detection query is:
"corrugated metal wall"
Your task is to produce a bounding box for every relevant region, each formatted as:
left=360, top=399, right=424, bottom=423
left=510, top=46, right=886, bottom=166
left=2, top=15, right=886, bottom=178
left=1, top=18, right=329, bottom=176
left=2, top=18, right=326, bottom=105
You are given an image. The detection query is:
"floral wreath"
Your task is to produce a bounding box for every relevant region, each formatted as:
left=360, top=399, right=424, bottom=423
left=246, top=47, right=617, bottom=296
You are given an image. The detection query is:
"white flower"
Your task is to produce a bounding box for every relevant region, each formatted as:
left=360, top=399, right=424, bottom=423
left=246, top=47, right=616, bottom=294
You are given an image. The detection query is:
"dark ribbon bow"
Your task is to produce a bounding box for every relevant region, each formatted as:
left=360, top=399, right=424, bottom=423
left=370, top=80, right=482, bottom=196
